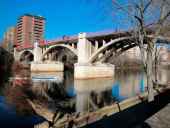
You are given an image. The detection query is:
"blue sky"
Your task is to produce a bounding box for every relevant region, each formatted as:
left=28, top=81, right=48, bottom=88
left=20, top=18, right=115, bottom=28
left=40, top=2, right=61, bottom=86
left=0, top=0, right=130, bottom=40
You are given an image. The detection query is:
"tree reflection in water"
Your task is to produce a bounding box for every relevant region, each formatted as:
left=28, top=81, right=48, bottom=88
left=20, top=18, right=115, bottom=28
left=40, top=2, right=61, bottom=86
left=2, top=62, right=33, bottom=115
left=3, top=69, right=76, bottom=122
left=29, top=81, right=75, bottom=113
left=4, top=83, right=34, bottom=116
left=90, top=90, right=113, bottom=108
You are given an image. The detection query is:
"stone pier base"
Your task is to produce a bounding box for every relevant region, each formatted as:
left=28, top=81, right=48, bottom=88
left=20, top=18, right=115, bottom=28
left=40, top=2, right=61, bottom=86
left=74, top=63, right=115, bottom=79
left=31, top=61, right=64, bottom=72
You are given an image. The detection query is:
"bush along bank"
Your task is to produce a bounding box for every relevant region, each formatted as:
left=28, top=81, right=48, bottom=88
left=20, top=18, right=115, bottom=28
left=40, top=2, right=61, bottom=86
left=0, top=47, right=14, bottom=83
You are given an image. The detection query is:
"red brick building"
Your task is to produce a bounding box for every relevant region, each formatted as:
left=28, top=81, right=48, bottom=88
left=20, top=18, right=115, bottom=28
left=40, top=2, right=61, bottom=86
left=16, top=14, right=45, bottom=47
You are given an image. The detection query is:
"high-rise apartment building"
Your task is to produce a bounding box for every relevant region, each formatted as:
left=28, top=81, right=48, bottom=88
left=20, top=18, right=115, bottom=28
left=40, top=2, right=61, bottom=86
left=16, top=14, right=45, bottom=47
left=2, top=27, right=16, bottom=53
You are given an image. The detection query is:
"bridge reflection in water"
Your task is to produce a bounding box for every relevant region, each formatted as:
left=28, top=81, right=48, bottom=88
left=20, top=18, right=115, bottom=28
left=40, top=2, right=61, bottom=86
left=29, top=70, right=151, bottom=119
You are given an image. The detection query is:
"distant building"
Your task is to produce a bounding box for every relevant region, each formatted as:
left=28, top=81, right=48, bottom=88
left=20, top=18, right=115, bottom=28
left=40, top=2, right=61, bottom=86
left=124, top=46, right=141, bottom=60
left=158, top=46, right=169, bottom=61
left=2, top=27, right=16, bottom=53
left=124, top=45, right=170, bottom=62
left=16, top=14, right=45, bottom=47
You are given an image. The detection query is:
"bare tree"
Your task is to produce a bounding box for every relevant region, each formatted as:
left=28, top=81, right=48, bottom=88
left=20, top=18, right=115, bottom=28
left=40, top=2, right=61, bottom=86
left=111, top=0, right=170, bottom=101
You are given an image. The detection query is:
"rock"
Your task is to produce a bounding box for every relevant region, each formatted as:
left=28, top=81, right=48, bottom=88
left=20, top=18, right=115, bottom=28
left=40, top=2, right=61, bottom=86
left=34, top=121, right=49, bottom=128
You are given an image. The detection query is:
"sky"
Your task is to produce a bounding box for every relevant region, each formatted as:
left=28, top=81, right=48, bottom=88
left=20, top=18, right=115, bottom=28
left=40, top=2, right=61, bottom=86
left=0, top=0, right=127, bottom=40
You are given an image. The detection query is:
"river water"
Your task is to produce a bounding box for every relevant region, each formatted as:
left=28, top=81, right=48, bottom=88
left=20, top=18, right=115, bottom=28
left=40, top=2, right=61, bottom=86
left=0, top=68, right=170, bottom=128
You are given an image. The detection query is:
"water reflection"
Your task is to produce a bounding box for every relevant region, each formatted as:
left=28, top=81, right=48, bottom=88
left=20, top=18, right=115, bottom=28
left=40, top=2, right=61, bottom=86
left=31, top=72, right=64, bottom=83
left=75, top=78, right=114, bottom=113
left=114, top=70, right=147, bottom=99
left=112, top=82, right=125, bottom=101
left=157, top=68, right=170, bottom=84
left=4, top=84, right=34, bottom=115
left=1, top=66, right=170, bottom=127
left=28, top=68, right=170, bottom=115
left=28, top=71, right=75, bottom=121
left=31, top=72, right=65, bottom=102
left=1, top=78, right=44, bottom=127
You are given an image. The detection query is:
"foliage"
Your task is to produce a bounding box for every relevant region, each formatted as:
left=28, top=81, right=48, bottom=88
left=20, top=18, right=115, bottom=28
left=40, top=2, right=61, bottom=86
left=0, top=47, right=14, bottom=83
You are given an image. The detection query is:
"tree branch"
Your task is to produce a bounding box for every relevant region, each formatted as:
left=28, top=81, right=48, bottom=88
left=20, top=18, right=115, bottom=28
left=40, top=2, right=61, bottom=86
left=143, top=0, right=153, bottom=13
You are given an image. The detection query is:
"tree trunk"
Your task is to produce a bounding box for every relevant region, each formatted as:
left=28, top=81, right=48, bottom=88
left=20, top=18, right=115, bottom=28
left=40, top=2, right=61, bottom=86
left=147, top=42, right=154, bottom=102
left=154, top=46, right=158, bottom=87
left=138, top=30, right=147, bottom=73
left=140, top=45, right=146, bottom=72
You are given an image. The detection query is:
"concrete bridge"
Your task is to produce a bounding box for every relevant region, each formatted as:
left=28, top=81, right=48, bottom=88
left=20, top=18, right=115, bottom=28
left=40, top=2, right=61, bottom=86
left=14, top=30, right=170, bottom=79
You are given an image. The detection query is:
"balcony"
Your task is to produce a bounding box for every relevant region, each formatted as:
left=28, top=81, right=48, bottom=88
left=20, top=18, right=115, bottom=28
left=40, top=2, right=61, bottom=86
left=34, top=23, right=43, bottom=27
left=17, top=20, right=23, bottom=24
left=34, top=27, right=43, bottom=30
left=34, top=29, right=43, bottom=32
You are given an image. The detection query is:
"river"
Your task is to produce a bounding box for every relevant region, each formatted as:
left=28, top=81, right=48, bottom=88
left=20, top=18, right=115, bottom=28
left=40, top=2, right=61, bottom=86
left=0, top=67, right=170, bottom=128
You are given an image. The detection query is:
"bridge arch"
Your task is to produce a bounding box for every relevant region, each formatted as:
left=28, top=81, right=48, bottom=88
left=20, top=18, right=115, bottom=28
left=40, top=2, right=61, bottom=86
left=19, top=50, right=34, bottom=62
left=88, top=37, right=136, bottom=63
left=41, top=44, right=78, bottom=61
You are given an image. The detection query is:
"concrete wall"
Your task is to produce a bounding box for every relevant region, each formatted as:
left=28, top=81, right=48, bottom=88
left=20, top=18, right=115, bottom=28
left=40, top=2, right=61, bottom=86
left=74, top=63, right=115, bottom=79
left=31, top=62, right=64, bottom=72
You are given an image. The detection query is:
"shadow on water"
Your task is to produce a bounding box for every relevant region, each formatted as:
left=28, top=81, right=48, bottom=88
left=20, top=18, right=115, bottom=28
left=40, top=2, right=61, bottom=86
left=83, top=89, right=170, bottom=128
left=133, top=122, right=151, bottom=128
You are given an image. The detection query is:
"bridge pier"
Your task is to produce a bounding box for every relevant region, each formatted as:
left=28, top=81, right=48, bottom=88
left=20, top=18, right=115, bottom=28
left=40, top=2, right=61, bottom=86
left=14, top=47, right=20, bottom=61
left=74, top=63, right=115, bottom=79
left=31, top=41, right=64, bottom=72
left=74, top=33, right=115, bottom=79
left=31, top=61, right=64, bottom=72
